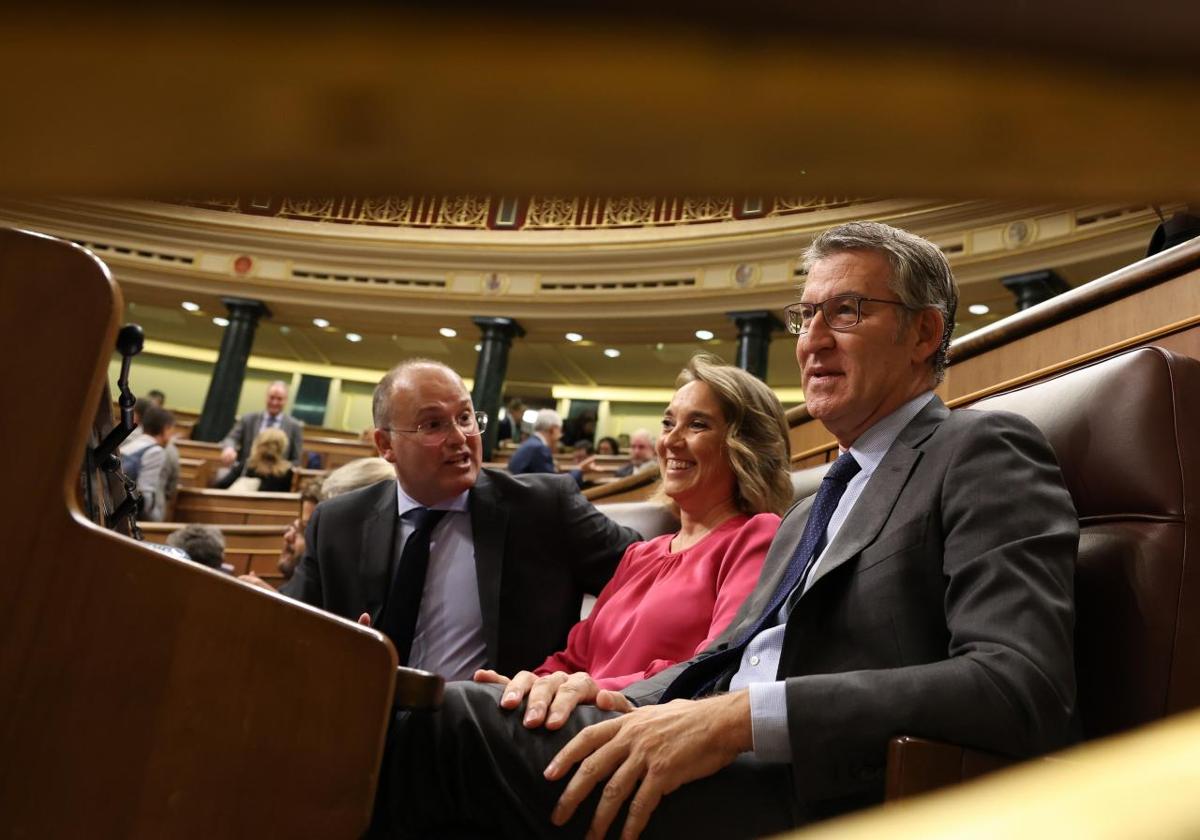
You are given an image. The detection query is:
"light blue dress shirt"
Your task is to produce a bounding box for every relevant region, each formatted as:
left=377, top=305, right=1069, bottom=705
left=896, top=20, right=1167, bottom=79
left=394, top=482, right=489, bottom=682
left=730, top=391, right=936, bottom=762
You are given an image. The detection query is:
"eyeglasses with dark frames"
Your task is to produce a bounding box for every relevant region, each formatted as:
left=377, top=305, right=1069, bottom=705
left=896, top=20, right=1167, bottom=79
left=784, top=294, right=914, bottom=334
left=383, top=410, right=488, bottom=446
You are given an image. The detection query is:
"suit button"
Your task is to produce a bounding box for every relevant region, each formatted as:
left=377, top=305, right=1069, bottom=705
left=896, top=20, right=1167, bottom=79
left=749, top=655, right=760, bottom=666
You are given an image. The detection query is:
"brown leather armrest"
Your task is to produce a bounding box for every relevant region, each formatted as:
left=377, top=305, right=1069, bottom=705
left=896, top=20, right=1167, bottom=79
left=394, top=666, right=445, bottom=710
left=885, top=735, right=1014, bottom=800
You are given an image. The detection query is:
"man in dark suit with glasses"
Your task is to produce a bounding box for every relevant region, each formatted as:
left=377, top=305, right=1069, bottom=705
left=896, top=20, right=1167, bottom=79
left=282, top=358, right=639, bottom=681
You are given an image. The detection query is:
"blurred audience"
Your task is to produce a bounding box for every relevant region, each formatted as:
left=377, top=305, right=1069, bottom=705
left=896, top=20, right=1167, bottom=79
left=215, top=427, right=294, bottom=492
left=595, top=436, right=621, bottom=456
left=508, top=408, right=595, bottom=487
left=123, top=405, right=176, bottom=521
left=614, top=428, right=656, bottom=477
left=219, top=380, right=304, bottom=467
left=496, top=397, right=526, bottom=444
left=278, top=478, right=324, bottom=581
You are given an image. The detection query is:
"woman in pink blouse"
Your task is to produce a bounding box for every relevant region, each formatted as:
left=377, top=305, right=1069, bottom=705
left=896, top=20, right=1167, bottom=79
left=474, top=353, right=793, bottom=730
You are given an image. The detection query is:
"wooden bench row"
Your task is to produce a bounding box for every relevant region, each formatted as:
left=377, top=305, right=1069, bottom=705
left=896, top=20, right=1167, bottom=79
left=138, top=522, right=288, bottom=587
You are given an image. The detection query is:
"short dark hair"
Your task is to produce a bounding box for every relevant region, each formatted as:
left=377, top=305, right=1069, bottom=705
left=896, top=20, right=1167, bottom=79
left=146, top=389, right=166, bottom=406
left=141, top=406, right=175, bottom=437
left=133, top=396, right=152, bottom=422
left=166, top=524, right=225, bottom=570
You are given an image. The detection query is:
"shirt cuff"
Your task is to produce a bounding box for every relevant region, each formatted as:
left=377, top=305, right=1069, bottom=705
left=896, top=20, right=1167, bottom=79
left=748, top=682, right=792, bottom=763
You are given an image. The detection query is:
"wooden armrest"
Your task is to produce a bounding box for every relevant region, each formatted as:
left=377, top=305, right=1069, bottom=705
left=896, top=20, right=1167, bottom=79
left=885, top=735, right=1014, bottom=800
left=394, top=666, right=445, bottom=710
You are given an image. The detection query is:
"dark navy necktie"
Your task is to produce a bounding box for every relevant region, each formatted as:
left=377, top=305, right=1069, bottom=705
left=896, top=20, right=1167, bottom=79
left=378, top=507, right=447, bottom=666
left=660, top=452, right=862, bottom=701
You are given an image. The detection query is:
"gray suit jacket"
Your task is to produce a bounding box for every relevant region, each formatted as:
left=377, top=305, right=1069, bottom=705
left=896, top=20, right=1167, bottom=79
left=281, top=468, right=641, bottom=675
left=220, top=411, right=304, bottom=464
left=626, top=397, right=1079, bottom=806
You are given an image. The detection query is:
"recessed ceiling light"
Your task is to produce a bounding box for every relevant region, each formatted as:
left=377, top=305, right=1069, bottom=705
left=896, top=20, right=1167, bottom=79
left=212, top=316, right=230, bottom=327
left=439, top=327, right=458, bottom=338
left=604, top=348, right=621, bottom=358
left=181, top=301, right=200, bottom=312
left=279, top=325, right=290, bottom=334
left=695, top=329, right=715, bottom=341
left=968, top=304, right=991, bottom=316
left=474, top=343, right=482, bottom=352
left=312, top=317, right=330, bottom=328
left=345, top=332, right=363, bottom=343
left=565, top=332, right=583, bottom=342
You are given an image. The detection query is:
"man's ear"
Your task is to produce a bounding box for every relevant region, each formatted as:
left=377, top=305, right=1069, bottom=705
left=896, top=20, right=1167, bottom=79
left=911, top=308, right=945, bottom=368
left=374, top=428, right=396, bottom=464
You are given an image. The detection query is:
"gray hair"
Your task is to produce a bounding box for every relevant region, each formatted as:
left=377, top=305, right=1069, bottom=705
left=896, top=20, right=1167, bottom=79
left=801, top=221, right=959, bottom=381
left=166, top=524, right=226, bottom=570
left=372, top=358, right=467, bottom=429
left=533, top=409, right=563, bottom=433
left=321, top=457, right=397, bottom=499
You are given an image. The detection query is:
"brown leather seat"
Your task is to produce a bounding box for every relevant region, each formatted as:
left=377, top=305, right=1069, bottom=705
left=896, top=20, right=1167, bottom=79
left=887, top=345, right=1200, bottom=798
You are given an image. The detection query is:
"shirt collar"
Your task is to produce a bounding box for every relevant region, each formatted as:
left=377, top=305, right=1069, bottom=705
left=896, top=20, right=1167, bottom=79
left=845, top=391, right=936, bottom=479
left=395, top=479, right=470, bottom=517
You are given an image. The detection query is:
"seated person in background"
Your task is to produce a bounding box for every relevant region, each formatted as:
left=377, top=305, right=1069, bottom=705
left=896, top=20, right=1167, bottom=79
left=277, top=478, right=324, bottom=582
left=474, top=354, right=791, bottom=725
left=122, top=406, right=175, bottom=522
left=595, top=436, right=620, bottom=457
left=614, top=428, right=656, bottom=477
left=281, top=359, right=640, bottom=681
left=215, top=427, right=294, bottom=492
left=496, top=397, right=526, bottom=444
left=146, top=389, right=166, bottom=407
left=509, top=409, right=595, bottom=488
left=219, top=380, right=304, bottom=467
left=166, top=523, right=226, bottom=571
left=319, top=456, right=394, bottom=498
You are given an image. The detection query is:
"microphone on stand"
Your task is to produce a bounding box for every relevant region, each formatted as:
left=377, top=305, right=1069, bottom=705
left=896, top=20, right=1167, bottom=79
left=92, top=324, right=145, bottom=470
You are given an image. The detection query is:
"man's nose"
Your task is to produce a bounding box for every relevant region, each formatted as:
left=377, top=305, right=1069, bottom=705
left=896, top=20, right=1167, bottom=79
left=799, top=312, right=836, bottom=353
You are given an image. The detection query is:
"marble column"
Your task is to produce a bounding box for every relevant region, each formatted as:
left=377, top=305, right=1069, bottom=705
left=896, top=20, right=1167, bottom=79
left=192, top=298, right=270, bottom=442
left=1000, top=270, right=1069, bottom=311
left=472, top=316, right=525, bottom=460
left=727, top=310, right=784, bottom=382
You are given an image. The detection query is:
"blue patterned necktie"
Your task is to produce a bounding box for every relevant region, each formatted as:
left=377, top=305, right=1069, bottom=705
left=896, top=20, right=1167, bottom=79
left=378, top=507, right=447, bottom=666
left=660, top=452, right=861, bottom=701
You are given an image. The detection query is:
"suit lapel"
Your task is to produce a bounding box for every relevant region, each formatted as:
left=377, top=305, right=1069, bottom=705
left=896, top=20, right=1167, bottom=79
left=359, top=481, right=399, bottom=621
left=803, top=397, right=949, bottom=592
left=468, top=470, right=507, bottom=667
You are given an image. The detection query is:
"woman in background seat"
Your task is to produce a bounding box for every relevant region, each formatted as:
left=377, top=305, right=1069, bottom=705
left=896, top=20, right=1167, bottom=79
left=215, top=427, right=294, bottom=492
left=474, top=353, right=792, bottom=728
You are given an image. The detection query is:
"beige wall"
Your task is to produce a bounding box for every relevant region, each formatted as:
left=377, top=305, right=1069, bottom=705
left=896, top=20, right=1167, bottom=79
left=107, top=353, right=291, bottom=420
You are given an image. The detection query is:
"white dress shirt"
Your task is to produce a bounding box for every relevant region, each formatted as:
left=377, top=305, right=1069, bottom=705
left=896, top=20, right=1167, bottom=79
left=393, top=482, right=489, bottom=682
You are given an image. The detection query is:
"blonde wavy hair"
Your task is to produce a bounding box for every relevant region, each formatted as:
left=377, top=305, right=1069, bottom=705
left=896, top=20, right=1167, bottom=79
left=246, top=427, right=292, bottom=478
left=653, top=353, right=792, bottom=517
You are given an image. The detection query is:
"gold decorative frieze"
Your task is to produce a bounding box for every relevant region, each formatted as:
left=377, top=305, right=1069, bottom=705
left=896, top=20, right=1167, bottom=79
left=680, top=197, right=733, bottom=222
left=526, top=196, right=579, bottom=228
left=604, top=197, right=657, bottom=226
left=770, top=197, right=855, bottom=215
left=437, top=195, right=490, bottom=228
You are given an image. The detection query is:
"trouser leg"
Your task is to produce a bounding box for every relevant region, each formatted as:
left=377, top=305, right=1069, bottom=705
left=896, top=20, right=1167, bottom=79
left=376, top=682, right=799, bottom=839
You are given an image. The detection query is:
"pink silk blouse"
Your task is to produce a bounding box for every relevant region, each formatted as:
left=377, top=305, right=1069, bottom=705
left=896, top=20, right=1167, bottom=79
left=535, top=512, right=781, bottom=690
